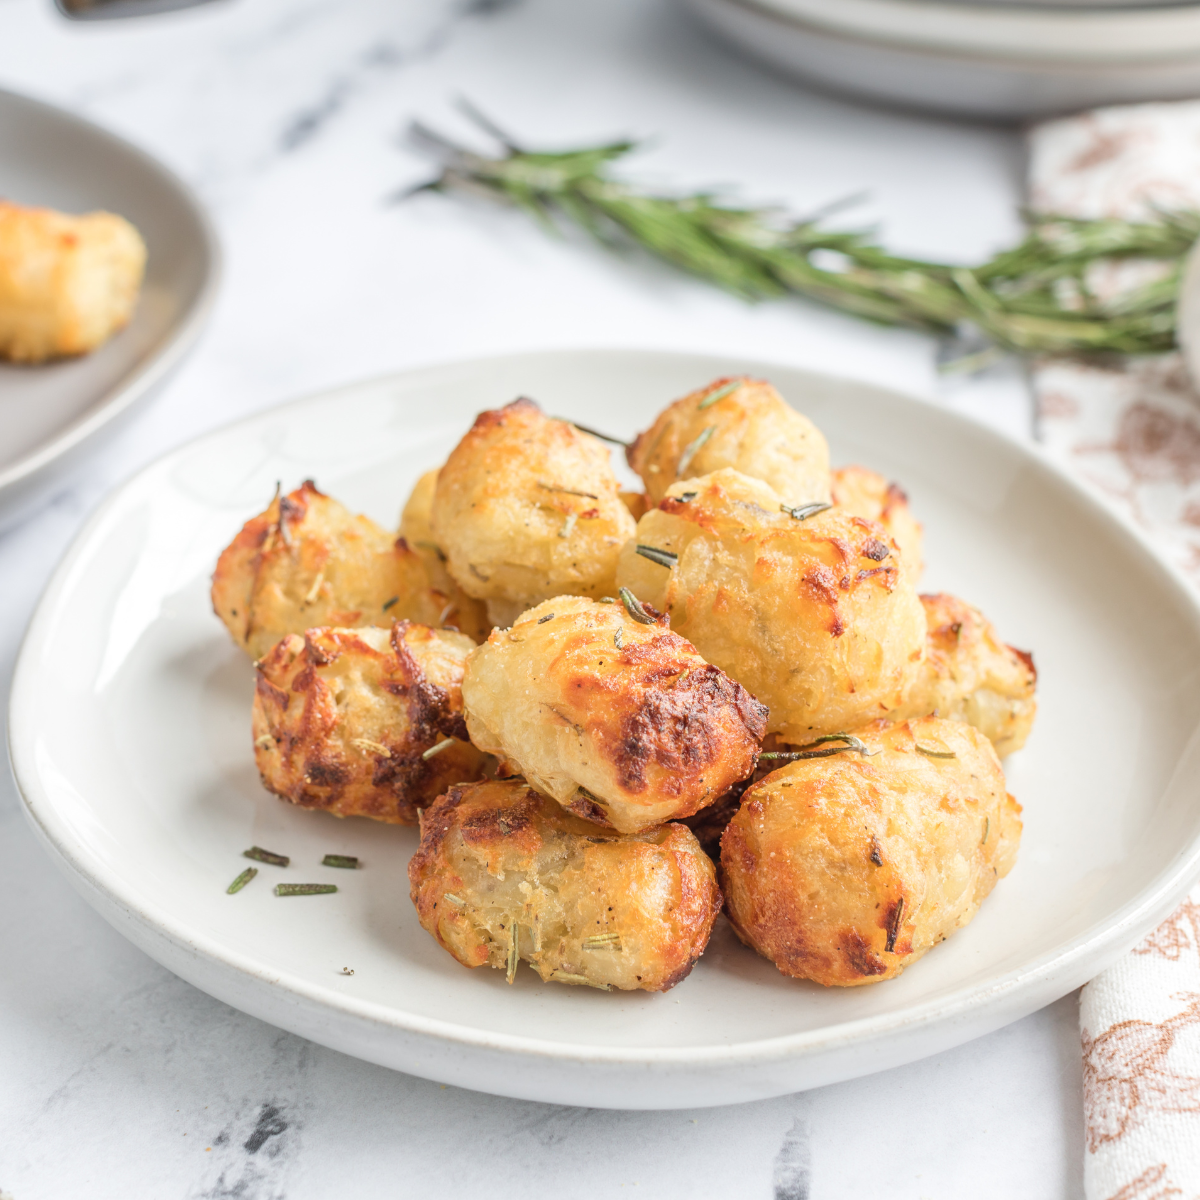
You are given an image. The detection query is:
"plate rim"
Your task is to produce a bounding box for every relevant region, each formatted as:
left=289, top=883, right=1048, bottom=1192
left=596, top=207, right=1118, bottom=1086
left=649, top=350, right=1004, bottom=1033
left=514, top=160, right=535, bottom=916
left=10, top=347, right=1200, bottom=1074
left=0, top=85, right=222, bottom=495
left=727, top=0, right=1200, bottom=61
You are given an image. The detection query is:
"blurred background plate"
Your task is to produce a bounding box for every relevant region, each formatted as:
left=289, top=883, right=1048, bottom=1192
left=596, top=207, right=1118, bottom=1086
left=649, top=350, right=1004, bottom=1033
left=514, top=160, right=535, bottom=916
left=0, top=87, right=219, bottom=533
left=683, top=0, right=1200, bottom=118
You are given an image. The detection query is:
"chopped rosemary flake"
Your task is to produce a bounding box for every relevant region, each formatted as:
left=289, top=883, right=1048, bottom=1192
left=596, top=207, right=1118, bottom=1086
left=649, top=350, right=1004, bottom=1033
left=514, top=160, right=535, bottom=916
left=982, top=817, right=990, bottom=845
left=303, top=567, right=326, bottom=605
left=676, top=425, right=715, bottom=478
left=618, top=586, right=656, bottom=625
left=582, top=933, right=622, bottom=951
left=538, top=480, right=599, bottom=499
left=322, top=854, right=359, bottom=869
left=781, top=501, right=832, bottom=521
left=697, top=380, right=742, bottom=410
left=382, top=595, right=399, bottom=611
left=614, top=627, right=624, bottom=650
left=915, top=744, right=957, bottom=760
left=507, top=924, right=521, bottom=984
left=351, top=737, right=391, bottom=756
left=555, top=418, right=628, bottom=447
left=422, top=737, right=456, bottom=760
left=244, top=846, right=289, bottom=867
left=443, top=892, right=467, bottom=908
left=598, top=596, right=616, bottom=603
left=537, top=612, right=555, bottom=623
left=275, top=883, right=337, bottom=897
left=550, top=971, right=612, bottom=991
left=416, top=540, right=448, bottom=562
left=886, top=897, right=905, bottom=953
left=759, top=733, right=876, bottom=762
left=559, top=512, right=578, bottom=538
left=227, top=867, right=257, bottom=894
left=679, top=491, right=698, bottom=501
left=636, top=544, right=678, bottom=570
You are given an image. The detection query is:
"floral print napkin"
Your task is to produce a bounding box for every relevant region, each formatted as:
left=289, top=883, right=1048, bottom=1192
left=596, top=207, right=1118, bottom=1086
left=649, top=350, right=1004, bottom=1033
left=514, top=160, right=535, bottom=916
left=1028, top=99, right=1200, bottom=1199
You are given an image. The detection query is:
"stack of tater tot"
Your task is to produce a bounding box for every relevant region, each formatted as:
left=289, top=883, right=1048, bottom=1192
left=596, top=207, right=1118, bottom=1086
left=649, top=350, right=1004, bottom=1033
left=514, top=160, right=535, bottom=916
left=212, top=376, right=1036, bottom=994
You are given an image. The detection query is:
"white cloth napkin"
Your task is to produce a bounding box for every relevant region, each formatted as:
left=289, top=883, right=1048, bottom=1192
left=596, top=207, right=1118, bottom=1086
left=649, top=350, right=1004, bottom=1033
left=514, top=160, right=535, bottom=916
left=1028, top=101, right=1200, bottom=1199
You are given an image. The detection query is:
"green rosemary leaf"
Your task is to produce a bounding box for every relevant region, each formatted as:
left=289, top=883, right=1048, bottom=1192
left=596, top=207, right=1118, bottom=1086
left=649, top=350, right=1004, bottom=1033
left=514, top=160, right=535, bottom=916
left=676, top=425, right=715, bottom=478
left=244, top=846, right=289, bottom=867
left=549, top=970, right=612, bottom=991
left=422, top=737, right=456, bottom=760
left=915, top=744, right=957, bottom=760
left=635, top=544, right=678, bottom=569
left=697, top=380, right=742, bottom=409
left=507, top=924, right=521, bottom=984
left=582, top=933, right=622, bottom=951
left=759, top=733, right=876, bottom=761
left=619, top=586, right=657, bottom=624
left=382, top=596, right=399, bottom=611
left=322, top=854, right=359, bottom=869
left=275, top=883, right=337, bottom=897
left=781, top=501, right=832, bottom=521
left=556, top=418, right=627, bottom=446
left=227, top=867, right=257, bottom=895
left=538, top=480, right=599, bottom=499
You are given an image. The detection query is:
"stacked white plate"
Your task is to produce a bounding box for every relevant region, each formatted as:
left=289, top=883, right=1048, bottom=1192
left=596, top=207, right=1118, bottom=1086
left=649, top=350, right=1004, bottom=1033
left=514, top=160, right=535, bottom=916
left=682, top=0, right=1200, bottom=119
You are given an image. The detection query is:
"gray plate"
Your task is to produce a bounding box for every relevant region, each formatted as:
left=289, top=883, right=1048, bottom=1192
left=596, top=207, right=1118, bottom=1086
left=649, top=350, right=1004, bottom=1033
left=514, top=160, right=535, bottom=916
left=0, top=87, right=219, bottom=532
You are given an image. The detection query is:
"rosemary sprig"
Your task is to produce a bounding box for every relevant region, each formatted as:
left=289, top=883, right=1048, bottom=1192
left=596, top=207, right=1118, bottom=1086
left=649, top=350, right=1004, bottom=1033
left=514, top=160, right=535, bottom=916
left=759, top=733, right=876, bottom=761
left=411, top=113, right=1200, bottom=358
left=244, top=846, right=289, bottom=867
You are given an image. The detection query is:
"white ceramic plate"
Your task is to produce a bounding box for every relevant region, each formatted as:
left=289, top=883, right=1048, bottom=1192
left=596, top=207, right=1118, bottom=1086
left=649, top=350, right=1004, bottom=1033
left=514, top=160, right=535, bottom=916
left=10, top=349, right=1200, bottom=1110
left=684, top=0, right=1200, bottom=119
left=0, top=87, right=219, bottom=532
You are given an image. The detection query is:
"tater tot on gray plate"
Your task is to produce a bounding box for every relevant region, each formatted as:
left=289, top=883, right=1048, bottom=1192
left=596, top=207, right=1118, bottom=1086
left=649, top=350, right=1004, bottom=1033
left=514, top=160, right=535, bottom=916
left=0, top=200, right=146, bottom=363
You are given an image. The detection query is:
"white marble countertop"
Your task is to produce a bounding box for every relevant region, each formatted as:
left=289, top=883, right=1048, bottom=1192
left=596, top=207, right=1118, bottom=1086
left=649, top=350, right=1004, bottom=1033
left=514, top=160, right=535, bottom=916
left=0, top=0, right=1082, bottom=1195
